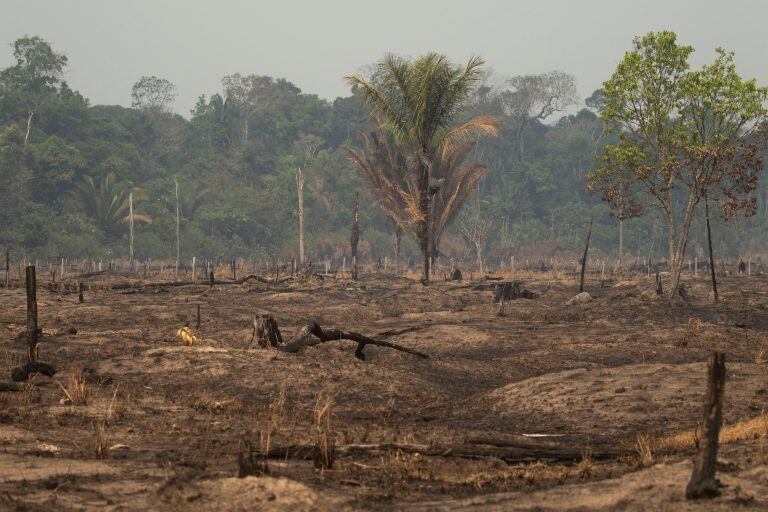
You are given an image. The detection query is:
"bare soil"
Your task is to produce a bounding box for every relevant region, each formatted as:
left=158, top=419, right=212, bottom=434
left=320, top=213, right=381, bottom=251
left=1, top=269, right=767, bottom=511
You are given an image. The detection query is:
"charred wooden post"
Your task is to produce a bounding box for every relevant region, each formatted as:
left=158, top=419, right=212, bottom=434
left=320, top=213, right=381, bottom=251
left=25, top=266, right=38, bottom=363
left=196, top=304, right=201, bottom=329
left=209, top=270, right=214, bottom=290
left=686, top=352, right=726, bottom=499
left=232, top=259, right=237, bottom=280
left=579, top=216, right=593, bottom=293
left=252, top=314, right=283, bottom=348
left=78, top=281, right=84, bottom=303
left=656, top=271, right=663, bottom=295
left=350, top=192, right=360, bottom=281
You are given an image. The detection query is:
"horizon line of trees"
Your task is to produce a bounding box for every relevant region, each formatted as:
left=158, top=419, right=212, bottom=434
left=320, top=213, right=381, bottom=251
left=2, top=34, right=768, bottom=277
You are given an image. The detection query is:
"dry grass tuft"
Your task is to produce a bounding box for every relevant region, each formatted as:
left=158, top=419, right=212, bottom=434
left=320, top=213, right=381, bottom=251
left=93, top=420, right=108, bottom=459
left=313, top=393, right=334, bottom=470
left=54, top=367, right=88, bottom=405
left=655, top=413, right=768, bottom=454
left=635, top=434, right=654, bottom=466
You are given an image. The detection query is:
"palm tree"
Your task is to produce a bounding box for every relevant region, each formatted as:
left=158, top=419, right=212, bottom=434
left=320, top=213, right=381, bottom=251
left=73, top=173, right=151, bottom=235
left=345, top=123, right=491, bottom=267
left=346, top=53, right=498, bottom=283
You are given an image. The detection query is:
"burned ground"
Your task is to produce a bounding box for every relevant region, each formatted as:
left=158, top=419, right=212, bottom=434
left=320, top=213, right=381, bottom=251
left=1, top=270, right=767, bottom=511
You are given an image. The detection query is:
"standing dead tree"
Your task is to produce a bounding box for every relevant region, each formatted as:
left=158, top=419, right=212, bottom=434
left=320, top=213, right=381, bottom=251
left=294, top=133, right=323, bottom=269
left=350, top=192, right=360, bottom=280
left=579, top=216, right=594, bottom=293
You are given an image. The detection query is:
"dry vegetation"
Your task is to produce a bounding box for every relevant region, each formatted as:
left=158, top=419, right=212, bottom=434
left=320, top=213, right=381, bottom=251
left=1, top=267, right=767, bottom=510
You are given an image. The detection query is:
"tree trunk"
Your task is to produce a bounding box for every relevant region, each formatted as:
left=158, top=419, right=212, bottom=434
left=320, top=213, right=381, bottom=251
left=704, top=198, right=718, bottom=303
left=174, top=179, right=180, bottom=277
left=669, top=195, right=697, bottom=301
left=350, top=192, right=359, bottom=280
left=24, top=112, right=34, bottom=145
left=129, top=192, right=135, bottom=273
left=392, top=218, right=402, bottom=276
left=618, top=217, right=624, bottom=267
left=296, top=169, right=305, bottom=268
left=579, top=216, right=593, bottom=293
left=26, top=265, right=38, bottom=363
left=418, top=147, right=431, bottom=284
left=686, top=352, right=726, bottom=499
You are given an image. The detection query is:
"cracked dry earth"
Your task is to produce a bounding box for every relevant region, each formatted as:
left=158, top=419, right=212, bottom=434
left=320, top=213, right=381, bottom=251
left=1, top=271, right=767, bottom=511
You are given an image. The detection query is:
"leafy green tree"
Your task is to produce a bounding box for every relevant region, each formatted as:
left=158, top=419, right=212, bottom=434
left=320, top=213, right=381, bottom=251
left=73, top=173, right=151, bottom=235
left=346, top=53, right=498, bottom=283
left=589, top=31, right=768, bottom=298
left=0, top=36, right=68, bottom=144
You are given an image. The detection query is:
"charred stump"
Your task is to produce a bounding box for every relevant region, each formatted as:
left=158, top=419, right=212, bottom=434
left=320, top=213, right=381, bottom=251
left=252, top=314, right=283, bottom=348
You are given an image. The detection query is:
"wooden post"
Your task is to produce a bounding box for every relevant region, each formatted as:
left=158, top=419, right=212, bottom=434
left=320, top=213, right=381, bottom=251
left=25, top=266, right=38, bottom=363
left=196, top=304, right=201, bottom=329
left=232, top=258, right=236, bottom=280
left=78, top=281, right=84, bottom=303
left=60, top=258, right=65, bottom=281
left=694, top=257, right=698, bottom=278
left=4, top=247, right=8, bottom=288
left=209, top=270, right=214, bottom=290
left=192, top=256, right=196, bottom=283
left=686, top=352, right=726, bottom=499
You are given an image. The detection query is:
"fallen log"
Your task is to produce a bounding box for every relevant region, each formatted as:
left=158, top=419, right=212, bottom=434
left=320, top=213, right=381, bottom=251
left=256, top=441, right=610, bottom=464
left=107, top=274, right=291, bottom=290
left=282, top=322, right=429, bottom=360
left=11, top=361, right=57, bottom=381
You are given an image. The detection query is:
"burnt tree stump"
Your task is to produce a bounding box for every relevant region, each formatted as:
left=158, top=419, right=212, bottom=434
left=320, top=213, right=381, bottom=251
left=685, top=352, right=726, bottom=499
left=252, top=314, right=283, bottom=348
left=25, top=266, right=38, bottom=362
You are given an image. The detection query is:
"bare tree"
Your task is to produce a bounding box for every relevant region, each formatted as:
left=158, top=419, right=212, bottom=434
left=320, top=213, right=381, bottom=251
left=131, top=76, right=177, bottom=113
left=500, top=71, right=578, bottom=160
left=294, top=133, right=323, bottom=268
left=457, top=194, right=492, bottom=273
left=221, top=74, right=275, bottom=145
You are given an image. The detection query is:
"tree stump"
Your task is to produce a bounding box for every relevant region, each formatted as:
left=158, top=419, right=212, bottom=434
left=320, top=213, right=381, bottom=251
left=685, top=352, right=726, bottom=499
left=252, top=315, right=283, bottom=348
left=450, top=268, right=463, bottom=281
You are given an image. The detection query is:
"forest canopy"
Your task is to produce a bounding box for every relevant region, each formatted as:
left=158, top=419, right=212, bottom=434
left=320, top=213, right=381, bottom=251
left=1, top=34, right=767, bottom=268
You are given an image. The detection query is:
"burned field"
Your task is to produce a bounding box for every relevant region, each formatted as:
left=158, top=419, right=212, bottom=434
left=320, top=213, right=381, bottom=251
left=1, top=270, right=768, bottom=511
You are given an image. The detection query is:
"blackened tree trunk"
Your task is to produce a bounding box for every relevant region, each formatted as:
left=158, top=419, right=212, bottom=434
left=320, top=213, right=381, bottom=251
left=686, top=352, right=726, bottom=499
left=350, top=192, right=360, bottom=281
left=579, top=216, right=593, bottom=293
left=705, top=198, right=718, bottom=303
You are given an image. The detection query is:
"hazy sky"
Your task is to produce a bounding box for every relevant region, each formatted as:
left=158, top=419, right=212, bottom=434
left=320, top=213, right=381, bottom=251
left=2, top=0, right=767, bottom=117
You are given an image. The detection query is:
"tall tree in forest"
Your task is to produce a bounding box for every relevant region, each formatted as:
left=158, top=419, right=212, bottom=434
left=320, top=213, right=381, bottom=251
left=589, top=32, right=768, bottom=299
left=131, top=76, right=177, bottom=113
left=501, top=71, right=578, bottom=161
left=222, top=74, right=275, bottom=145
left=0, top=36, right=68, bottom=144
left=346, top=53, right=498, bottom=283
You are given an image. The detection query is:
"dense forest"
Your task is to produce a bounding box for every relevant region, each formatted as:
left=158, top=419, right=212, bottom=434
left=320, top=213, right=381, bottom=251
left=1, top=35, right=767, bottom=269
